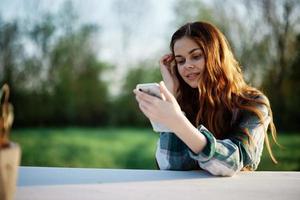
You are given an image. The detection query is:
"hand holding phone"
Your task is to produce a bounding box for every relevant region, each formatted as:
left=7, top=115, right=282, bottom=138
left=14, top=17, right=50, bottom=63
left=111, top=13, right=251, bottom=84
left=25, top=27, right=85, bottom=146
left=136, top=83, right=162, bottom=99
left=135, top=83, right=171, bottom=132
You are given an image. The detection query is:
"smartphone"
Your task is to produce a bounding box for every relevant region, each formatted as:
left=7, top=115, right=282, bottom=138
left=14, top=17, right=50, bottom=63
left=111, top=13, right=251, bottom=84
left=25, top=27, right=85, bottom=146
left=135, top=83, right=171, bottom=132
left=136, top=83, right=162, bottom=99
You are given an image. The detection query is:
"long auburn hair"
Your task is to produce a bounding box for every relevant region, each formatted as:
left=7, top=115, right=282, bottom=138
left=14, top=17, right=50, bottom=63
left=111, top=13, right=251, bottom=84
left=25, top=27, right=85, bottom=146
left=170, top=21, right=278, bottom=163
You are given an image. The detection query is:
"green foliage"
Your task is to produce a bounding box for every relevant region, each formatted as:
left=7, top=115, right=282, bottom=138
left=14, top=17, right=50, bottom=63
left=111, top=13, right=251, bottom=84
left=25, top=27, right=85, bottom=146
left=48, top=24, right=109, bottom=126
left=263, top=33, right=300, bottom=131
left=29, top=14, right=55, bottom=55
left=1, top=0, right=300, bottom=131
left=0, top=18, right=22, bottom=90
left=11, top=128, right=300, bottom=171
left=1, top=4, right=110, bottom=127
left=258, top=133, right=300, bottom=171
left=279, top=34, right=300, bottom=130
left=110, top=62, right=162, bottom=126
left=11, top=128, right=159, bottom=169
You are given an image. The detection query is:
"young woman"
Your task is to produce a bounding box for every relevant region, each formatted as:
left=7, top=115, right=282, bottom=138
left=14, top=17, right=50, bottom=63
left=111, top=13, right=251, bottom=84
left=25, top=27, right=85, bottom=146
left=133, top=21, right=278, bottom=176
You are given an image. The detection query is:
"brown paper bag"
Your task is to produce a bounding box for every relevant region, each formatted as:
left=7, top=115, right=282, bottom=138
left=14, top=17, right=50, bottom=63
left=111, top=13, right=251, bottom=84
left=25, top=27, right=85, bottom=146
left=0, top=142, right=21, bottom=200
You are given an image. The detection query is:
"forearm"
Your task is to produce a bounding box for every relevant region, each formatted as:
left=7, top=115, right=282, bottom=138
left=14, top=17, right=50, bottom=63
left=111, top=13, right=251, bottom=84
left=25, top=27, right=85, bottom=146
left=172, top=114, right=207, bottom=154
left=187, top=104, right=269, bottom=176
left=156, top=132, right=199, bottom=170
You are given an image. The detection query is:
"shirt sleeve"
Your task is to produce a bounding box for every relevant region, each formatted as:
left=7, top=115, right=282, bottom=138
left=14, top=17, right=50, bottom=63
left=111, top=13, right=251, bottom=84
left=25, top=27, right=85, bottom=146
left=189, top=104, right=270, bottom=176
left=155, top=132, right=199, bottom=170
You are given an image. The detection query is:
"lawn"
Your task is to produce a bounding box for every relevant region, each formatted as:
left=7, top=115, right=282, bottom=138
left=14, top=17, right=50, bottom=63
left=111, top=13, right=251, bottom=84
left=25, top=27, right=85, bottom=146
left=10, top=127, right=300, bottom=171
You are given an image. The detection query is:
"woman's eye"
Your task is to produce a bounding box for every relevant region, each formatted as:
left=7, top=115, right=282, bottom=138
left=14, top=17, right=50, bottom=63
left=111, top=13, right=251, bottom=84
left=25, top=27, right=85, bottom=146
left=193, top=54, right=202, bottom=60
left=176, top=60, right=185, bottom=65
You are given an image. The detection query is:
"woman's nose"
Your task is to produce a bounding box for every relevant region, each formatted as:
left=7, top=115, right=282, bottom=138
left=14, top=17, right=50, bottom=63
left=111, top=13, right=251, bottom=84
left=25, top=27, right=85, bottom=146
left=183, top=61, right=194, bottom=69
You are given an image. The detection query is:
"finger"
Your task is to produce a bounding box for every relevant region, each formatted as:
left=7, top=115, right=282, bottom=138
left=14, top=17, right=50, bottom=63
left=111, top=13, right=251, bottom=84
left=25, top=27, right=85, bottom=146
left=137, top=90, right=162, bottom=103
left=159, top=55, right=169, bottom=64
left=134, top=90, right=151, bottom=103
left=136, top=90, right=150, bottom=102
left=163, top=56, right=173, bottom=66
left=135, top=94, right=152, bottom=107
left=139, top=101, right=149, bottom=112
left=135, top=90, right=158, bottom=121
left=160, top=54, right=173, bottom=66
left=133, top=89, right=143, bottom=103
left=159, top=81, right=175, bottom=102
left=137, top=92, right=161, bottom=113
left=166, top=54, right=174, bottom=62
left=139, top=103, right=150, bottom=119
left=139, top=101, right=156, bottom=120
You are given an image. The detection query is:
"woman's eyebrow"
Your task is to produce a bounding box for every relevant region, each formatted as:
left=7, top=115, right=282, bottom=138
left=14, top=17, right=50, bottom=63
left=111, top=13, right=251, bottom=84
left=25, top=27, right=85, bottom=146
left=175, top=48, right=202, bottom=58
left=188, top=48, right=202, bottom=54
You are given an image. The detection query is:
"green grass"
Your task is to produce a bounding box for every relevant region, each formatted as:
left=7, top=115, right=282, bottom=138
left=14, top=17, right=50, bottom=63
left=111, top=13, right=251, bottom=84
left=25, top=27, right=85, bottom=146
left=11, top=127, right=159, bottom=169
left=258, top=133, right=300, bottom=171
left=10, top=128, right=300, bottom=171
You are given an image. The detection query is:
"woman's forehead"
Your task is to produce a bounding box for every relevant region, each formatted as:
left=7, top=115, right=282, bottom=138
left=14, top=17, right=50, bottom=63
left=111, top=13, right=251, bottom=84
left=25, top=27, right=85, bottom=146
left=174, top=37, right=202, bottom=56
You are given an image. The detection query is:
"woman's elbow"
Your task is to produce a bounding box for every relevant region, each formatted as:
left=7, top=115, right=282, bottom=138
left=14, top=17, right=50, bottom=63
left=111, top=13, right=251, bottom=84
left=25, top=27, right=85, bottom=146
left=198, top=159, right=242, bottom=177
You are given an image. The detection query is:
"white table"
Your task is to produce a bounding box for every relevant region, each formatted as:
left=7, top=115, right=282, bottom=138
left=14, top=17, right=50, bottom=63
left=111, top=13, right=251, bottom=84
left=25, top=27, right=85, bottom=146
left=17, top=166, right=300, bottom=200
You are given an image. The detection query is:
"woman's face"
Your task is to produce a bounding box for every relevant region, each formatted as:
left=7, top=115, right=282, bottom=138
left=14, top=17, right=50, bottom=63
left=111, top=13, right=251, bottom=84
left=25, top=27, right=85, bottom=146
left=173, top=37, right=205, bottom=88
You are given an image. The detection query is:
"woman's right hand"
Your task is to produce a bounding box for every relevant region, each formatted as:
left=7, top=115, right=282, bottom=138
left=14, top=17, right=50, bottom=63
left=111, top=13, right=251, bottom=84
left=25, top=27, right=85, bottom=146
left=159, top=54, right=179, bottom=95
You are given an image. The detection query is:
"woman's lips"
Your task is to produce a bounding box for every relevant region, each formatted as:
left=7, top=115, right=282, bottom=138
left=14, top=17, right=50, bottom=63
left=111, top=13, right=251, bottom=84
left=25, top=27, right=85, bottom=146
left=186, top=72, right=200, bottom=80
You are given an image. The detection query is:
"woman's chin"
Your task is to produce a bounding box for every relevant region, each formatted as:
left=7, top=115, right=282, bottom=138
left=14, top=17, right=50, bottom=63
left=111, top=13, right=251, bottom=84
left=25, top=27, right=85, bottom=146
left=183, top=78, right=199, bottom=88
left=186, top=83, right=198, bottom=88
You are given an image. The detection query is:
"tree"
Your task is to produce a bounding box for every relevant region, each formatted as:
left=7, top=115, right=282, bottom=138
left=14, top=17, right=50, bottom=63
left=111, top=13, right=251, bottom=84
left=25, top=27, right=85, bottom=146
left=47, top=5, right=110, bottom=126
left=256, top=0, right=300, bottom=130
left=280, top=34, right=300, bottom=130
left=110, top=61, right=161, bottom=126
left=0, top=18, right=22, bottom=91
left=1, top=2, right=111, bottom=127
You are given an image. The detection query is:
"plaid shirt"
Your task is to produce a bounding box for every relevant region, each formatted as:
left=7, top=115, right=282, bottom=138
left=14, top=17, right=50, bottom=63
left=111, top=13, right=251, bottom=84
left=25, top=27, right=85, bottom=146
left=155, top=102, right=270, bottom=177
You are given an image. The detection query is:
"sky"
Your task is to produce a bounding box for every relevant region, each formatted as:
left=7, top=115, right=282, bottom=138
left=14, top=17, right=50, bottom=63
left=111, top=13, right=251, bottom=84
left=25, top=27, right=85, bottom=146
left=0, top=0, right=179, bottom=93
left=1, top=0, right=299, bottom=93
left=0, top=0, right=176, bottom=64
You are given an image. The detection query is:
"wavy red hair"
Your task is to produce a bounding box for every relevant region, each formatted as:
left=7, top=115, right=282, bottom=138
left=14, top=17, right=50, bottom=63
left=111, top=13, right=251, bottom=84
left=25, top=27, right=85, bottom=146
left=170, top=21, right=278, bottom=163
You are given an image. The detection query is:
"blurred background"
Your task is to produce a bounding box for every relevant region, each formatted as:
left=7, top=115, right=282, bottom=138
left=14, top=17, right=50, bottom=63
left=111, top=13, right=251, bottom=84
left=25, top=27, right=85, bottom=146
left=0, top=0, right=299, bottom=170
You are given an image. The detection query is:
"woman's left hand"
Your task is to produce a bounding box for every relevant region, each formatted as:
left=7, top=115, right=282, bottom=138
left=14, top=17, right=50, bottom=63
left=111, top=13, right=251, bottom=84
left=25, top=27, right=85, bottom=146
left=133, top=81, right=184, bottom=131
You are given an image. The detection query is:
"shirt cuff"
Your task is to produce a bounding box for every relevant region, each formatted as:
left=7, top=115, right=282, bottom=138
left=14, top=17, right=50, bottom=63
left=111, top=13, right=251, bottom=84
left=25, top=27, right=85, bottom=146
left=188, top=125, right=216, bottom=162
